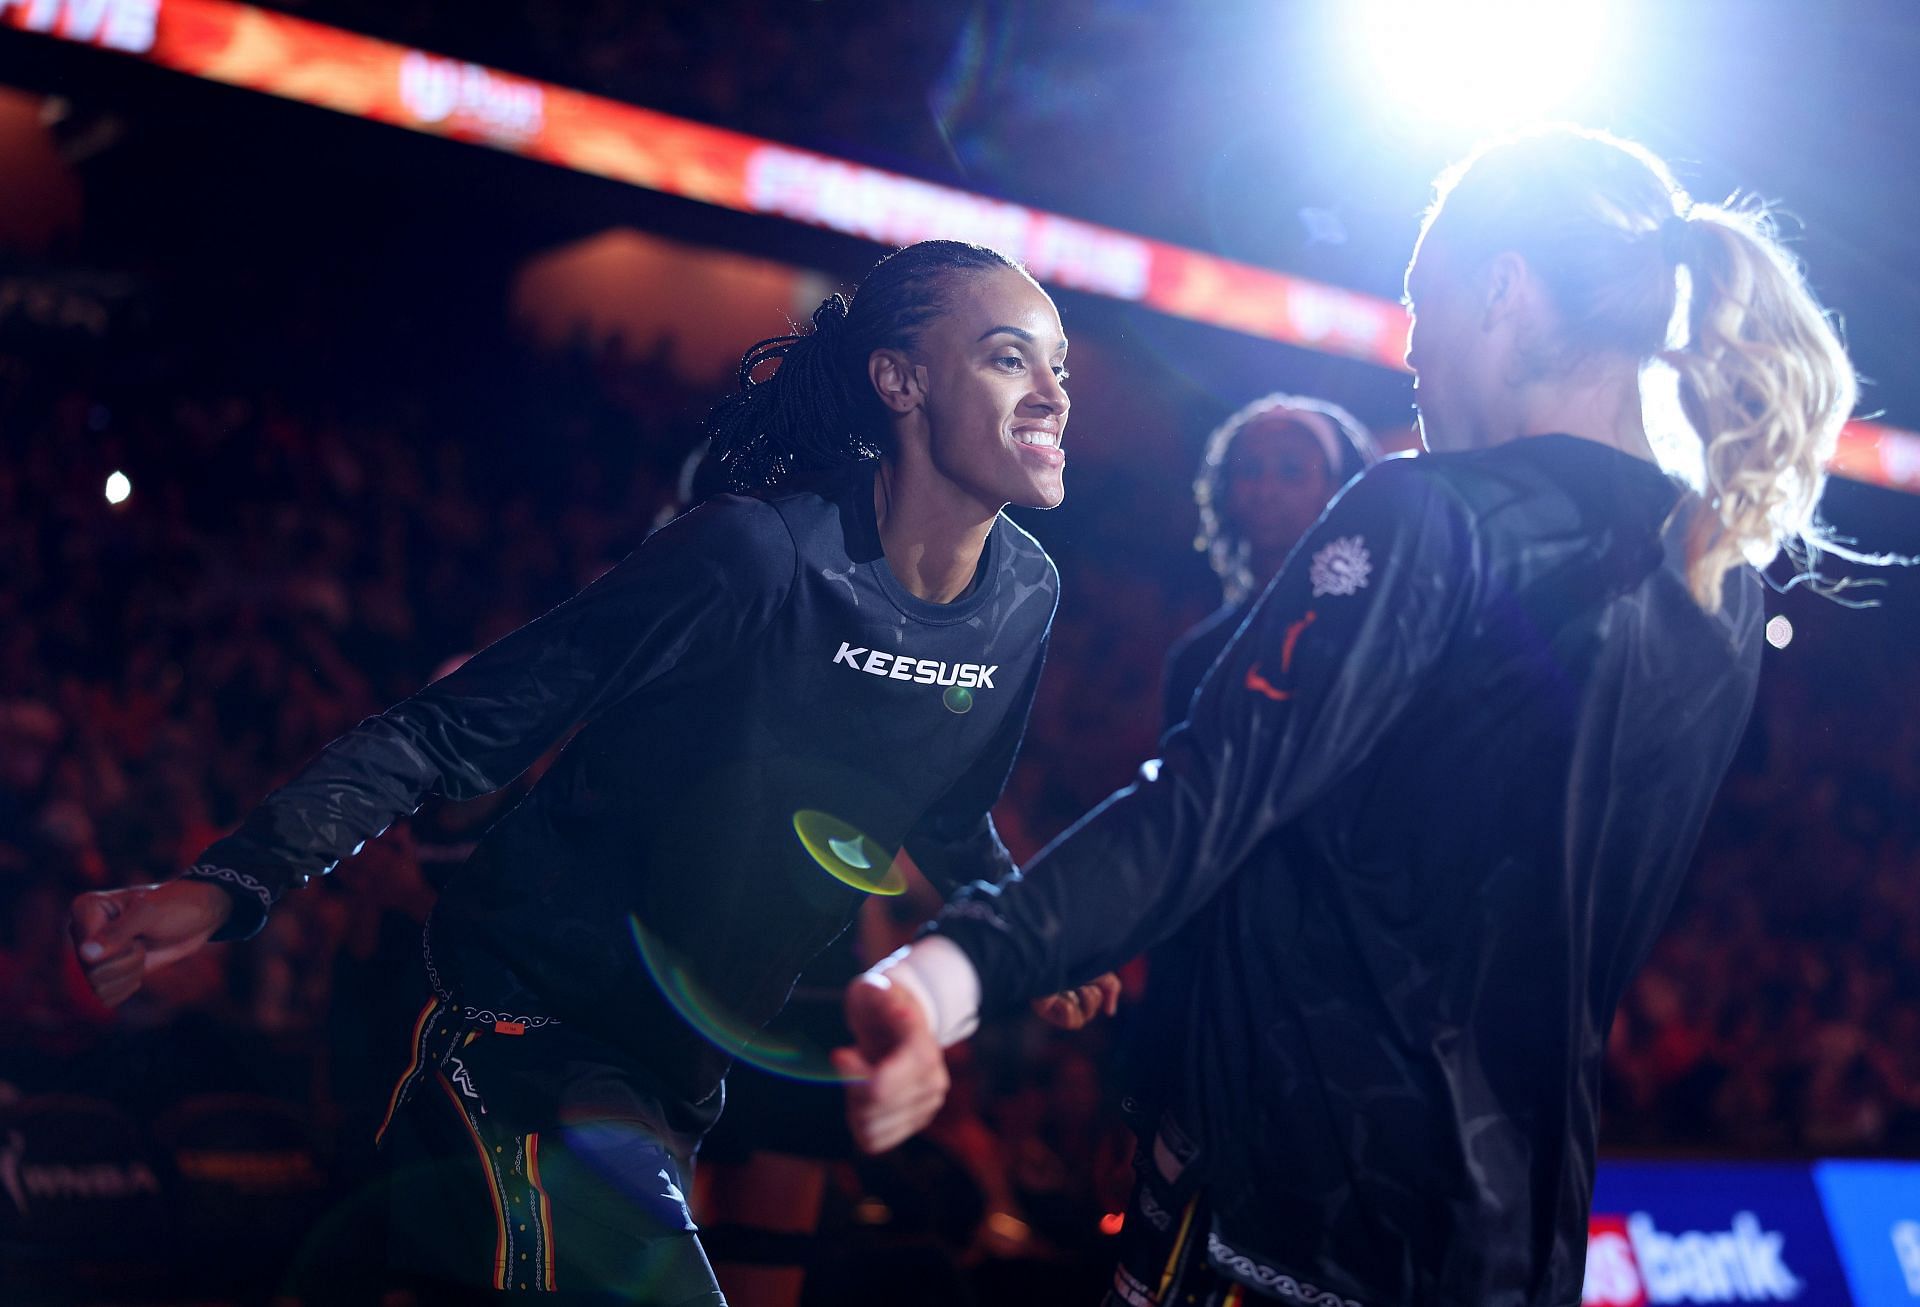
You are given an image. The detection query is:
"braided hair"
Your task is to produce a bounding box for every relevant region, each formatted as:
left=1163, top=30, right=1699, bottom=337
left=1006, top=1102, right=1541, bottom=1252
left=705, top=240, right=1021, bottom=492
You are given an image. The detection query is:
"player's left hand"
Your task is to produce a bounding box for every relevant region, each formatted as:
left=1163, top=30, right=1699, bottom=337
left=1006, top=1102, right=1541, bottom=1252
left=1031, top=972, right=1122, bottom=1031
left=835, top=973, right=949, bottom=1154
left=70, top=879, right=232, bottom=1008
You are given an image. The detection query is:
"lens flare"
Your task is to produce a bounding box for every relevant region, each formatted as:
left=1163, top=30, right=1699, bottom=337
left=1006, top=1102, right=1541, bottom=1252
left=928, top=4, right=1018, bottom=172
left=942, top=686, right=974, bottom=714
left=827, top=837, right=870, bottom=869
left=628, top=914, right=849, bottom=1084
left=792, top=810, right=906, bottom=895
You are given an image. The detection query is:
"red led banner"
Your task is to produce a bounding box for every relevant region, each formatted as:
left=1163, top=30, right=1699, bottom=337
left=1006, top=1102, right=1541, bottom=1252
left=7, top=0, right=1918, bottom=493
left=1831, top=421, right=1920, bottom=497
left=0, top=0, right=1406, bottom=369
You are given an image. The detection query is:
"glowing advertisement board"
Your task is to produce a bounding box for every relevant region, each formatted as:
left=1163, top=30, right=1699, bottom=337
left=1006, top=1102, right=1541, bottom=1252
left=1584, top=1160, right=1920, bottom=1307
left=1813, top=1162, right=1920, bottom=1307
left=0, top=0, right=1403, bottom=368
left=7, top=0, right=1920, bottom=492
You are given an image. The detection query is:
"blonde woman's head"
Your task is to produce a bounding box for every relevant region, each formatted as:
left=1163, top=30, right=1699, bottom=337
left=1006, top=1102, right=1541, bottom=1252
left=1407, top=125, right=1856, bottom=610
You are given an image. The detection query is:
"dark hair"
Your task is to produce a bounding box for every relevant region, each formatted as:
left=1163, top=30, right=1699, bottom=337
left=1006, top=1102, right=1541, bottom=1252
left=704, top=240, right=1023, bottom=492
left=1193, top=393, right=1379, bottom=603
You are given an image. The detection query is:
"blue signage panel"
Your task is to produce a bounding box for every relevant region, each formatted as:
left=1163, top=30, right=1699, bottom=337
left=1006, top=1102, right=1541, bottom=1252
left=1813, top=1161, right=1920, bottom=1307
left=1586, top=1162, right=1852, bottom=1306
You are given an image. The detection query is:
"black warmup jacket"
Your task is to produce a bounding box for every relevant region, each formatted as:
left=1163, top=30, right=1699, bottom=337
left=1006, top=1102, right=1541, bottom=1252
left=183, top=460, right=1057, bottom=1133
left=1162, top=597, right=1253, bottom=731
left=936, top=438, right=1762, bottom=1307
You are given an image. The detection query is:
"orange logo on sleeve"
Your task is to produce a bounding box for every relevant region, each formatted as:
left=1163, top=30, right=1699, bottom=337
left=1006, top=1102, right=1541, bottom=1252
left=1244, top=610, right=1317, bottom=702
left=1280, top=610, right=1317, bottom=671
left=1245, top=665, right=1289, bottom=701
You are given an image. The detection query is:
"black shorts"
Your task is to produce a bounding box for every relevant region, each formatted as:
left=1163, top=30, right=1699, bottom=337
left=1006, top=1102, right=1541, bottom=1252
left=374, top=995, right=726, bottom=1305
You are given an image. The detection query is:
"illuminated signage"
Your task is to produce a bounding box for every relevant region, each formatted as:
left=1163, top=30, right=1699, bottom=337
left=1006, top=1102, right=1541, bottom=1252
left=7, top=0, right=1919, bottom=491
left=0, top=0, right=156, bottom=51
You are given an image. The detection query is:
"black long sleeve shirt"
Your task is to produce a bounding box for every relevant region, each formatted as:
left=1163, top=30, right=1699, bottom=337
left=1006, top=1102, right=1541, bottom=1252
left=935, top=437, right=1762, bottom=1307
left=183, top=460, right=1057, bottom=1129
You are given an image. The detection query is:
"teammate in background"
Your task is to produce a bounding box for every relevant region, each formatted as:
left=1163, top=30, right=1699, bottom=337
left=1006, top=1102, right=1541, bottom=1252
left=72, top=239, right=1101, bottom=1304
left=839, top=127, right=1863, bottom=1306
left=1162, top=395, right=1379, bottom=730
left=1131, top=396, right=1382, bottom=1171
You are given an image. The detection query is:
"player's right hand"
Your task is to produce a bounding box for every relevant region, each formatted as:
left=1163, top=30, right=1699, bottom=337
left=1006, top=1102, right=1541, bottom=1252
left=69, top=879, right=234, bottom=1007
left=835, top=973, right=950, bottom=1154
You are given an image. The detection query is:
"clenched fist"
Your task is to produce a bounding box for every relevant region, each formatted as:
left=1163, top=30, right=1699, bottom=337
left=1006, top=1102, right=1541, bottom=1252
left=70, top=880, right=233, bottom=1007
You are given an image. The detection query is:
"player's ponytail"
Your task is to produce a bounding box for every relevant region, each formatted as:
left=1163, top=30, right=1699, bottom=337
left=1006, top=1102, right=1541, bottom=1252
left=1425, top=126, right=1870, bottom=612
left=1660, top=207, right=1857, bottom=610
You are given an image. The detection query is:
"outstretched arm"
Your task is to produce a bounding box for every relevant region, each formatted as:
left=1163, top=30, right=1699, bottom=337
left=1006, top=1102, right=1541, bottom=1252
left=72, top=497, right=795, bottom=1003
left=934, top=459, right=1474, bottom=1008
left=842, top=459, right=1477, bottom=1150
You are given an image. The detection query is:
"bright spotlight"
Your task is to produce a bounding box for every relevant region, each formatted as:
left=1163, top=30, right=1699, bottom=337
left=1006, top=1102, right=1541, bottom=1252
left=1765, top=615, right=1793, bottom=650
left=1351, top=0, right=1613, bottom=135
left=104, top=471, right=131, bottom=505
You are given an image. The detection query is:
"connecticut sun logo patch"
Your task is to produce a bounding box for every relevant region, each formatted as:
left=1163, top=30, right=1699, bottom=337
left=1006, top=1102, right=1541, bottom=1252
left=1310, top=535, right=1372, bottom=598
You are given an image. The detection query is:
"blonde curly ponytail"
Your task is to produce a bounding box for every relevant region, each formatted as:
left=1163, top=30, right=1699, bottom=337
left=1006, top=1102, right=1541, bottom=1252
left=1423, top=126, right=1862, bottom=613
left=1663, top=207, right=1856, bottom=611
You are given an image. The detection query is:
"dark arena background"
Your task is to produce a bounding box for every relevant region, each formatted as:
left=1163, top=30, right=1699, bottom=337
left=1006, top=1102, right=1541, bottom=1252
left=4, top=2, right=1920, bottom=1304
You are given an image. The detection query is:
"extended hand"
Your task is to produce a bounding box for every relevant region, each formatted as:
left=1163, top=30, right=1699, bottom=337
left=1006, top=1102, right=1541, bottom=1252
left=835, top=974, right=950, bottom=1154
left=69, top=880, right=233, bottom=1007
left=1031, top=972, right=1122, bottom=1031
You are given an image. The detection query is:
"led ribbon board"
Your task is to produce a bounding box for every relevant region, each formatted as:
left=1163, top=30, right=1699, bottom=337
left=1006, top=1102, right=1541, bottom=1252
left=8, top=0, right=1919, bottom=493
left=0, top=0, right=1441, bottom=371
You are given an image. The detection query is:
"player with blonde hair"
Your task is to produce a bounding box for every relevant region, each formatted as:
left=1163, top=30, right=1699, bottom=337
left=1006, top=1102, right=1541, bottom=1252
left=838, top=127, right=1862, bottom=1307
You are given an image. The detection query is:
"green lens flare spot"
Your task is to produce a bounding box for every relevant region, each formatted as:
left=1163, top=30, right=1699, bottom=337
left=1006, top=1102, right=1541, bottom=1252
left=942, top=686, right=974, bottom=714
left=792, top=810, right=906, bottom=896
